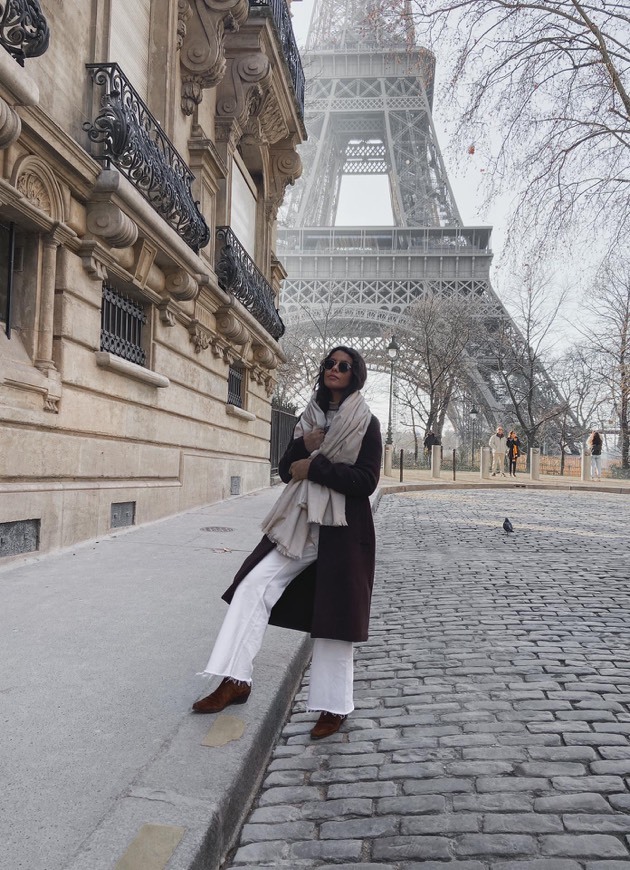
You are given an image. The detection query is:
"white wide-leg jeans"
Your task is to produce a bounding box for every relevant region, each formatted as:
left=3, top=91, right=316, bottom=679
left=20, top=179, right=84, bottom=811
left=201, top=542, right=354, bottom=716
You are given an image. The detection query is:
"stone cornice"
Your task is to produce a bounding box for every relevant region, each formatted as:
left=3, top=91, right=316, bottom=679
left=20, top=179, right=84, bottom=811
left=17, top=104, right=102, bottom=199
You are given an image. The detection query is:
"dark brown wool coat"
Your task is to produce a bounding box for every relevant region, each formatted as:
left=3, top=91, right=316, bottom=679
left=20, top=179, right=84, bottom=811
left=222, top=414, right=382, bottom=642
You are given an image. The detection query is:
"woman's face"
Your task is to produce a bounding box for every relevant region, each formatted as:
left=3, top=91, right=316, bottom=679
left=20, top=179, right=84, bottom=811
left=323, top=350, right=353, bottom=398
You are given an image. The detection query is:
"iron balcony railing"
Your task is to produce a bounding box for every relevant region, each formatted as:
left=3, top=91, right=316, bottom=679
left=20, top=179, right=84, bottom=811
left=0, top=0, right=49, bottom=66
left=215, top=226, right=285, bottom=341
left=249, top=0, right=305, bottom=118
left=84, top=63, right=210, bottom=253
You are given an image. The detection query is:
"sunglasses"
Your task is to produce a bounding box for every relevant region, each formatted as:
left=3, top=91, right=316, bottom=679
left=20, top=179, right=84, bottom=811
left=323, top=359, right=352, bottom=373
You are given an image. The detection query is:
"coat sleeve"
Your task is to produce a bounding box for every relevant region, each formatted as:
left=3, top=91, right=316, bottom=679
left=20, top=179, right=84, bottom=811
left=278, top=428, right=311, bottom=483
left=306, top=415, right=382, bottom=498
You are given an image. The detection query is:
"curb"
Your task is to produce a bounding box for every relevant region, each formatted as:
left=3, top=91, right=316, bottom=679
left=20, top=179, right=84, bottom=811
left=190, top=638, right=313, bottom=870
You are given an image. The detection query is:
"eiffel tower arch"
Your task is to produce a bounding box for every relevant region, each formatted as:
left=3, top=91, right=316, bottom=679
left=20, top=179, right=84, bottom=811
left=277, top=0, right=567, bottom=433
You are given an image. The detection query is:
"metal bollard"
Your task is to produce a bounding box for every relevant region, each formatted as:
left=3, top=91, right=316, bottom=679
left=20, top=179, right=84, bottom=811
left=452, top=448, right=456, bottom=481
left=399, top=449, right=404, bottom=482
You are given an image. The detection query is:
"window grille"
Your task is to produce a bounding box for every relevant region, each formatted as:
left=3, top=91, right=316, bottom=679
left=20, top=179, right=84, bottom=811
left=100, top=282, right=147, bottom=366
left=227, top=364, right=244, bottom=408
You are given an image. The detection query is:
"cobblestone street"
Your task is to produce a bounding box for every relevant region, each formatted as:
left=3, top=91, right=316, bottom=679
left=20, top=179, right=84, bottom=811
left=225, top=488, right=630, bottom=869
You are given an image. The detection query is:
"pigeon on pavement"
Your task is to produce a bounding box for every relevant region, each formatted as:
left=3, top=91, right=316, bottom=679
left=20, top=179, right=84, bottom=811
left=503, top=517, right=514, bottom=533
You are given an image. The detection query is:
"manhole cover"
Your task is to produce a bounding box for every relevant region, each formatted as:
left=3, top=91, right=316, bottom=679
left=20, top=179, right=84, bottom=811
left=202, top=526, right=234, bottom=533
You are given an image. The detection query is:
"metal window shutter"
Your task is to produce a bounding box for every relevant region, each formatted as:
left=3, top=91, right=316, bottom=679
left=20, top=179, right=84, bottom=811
left=109, top=0, right=151, bottom=100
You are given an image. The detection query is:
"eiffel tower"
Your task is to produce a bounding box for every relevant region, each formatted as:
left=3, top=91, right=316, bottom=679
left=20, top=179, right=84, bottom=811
left=277, top=0, right=566, bottom=433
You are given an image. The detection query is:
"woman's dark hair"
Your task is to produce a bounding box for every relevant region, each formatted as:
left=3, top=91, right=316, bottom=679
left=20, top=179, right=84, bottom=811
left=590, top=430, right=602, bottom=446
left=314, top=345, right=368, bottom=411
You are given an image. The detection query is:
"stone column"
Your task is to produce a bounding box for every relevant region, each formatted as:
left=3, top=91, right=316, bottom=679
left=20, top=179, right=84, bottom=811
left=480, top=446, right=491, bottom=479
left=35, top=235, right=59, bottom=372
left=529, top=447, right=540, bottom=481
left=581, top=449, right=592, bottom=482
left=383, top=443, right=393, bottom=477
left=431, top=445, right=441, bottom=479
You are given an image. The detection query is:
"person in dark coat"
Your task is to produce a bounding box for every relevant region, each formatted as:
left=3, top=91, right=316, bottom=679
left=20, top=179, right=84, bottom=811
left=506, top=430, right=521, bottom=477
left=193, top=346, right=382, bottom=740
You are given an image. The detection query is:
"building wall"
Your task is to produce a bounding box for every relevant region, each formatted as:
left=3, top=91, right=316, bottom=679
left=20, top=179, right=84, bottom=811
left=0, top=0, right=306, bottom=557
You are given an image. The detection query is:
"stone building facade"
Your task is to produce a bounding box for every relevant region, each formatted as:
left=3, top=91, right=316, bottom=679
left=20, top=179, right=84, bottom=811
left=0, top=0, right=305, bottom=557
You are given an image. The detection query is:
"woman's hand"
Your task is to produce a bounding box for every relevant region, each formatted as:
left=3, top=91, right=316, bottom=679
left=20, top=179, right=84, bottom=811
left=303, top=428, right=326, bottom=453
left=289, top=458, right=312, bottom=481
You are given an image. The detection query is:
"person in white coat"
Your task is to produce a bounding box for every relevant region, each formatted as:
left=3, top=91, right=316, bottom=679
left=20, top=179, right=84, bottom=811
left=489, top=426, right=507, bottom=477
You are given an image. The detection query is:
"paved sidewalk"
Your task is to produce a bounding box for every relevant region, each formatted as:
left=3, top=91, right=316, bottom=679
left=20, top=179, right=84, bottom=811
left=226, top=487, right=630, bottom=869
left=1, top=487, right=311, bottom=870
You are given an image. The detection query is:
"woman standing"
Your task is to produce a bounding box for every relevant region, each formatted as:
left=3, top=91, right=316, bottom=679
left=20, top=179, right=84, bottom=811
left=588, top=430, right=603, bottom=480
left=193, top=347, right=382, bottom=740
left=506, top=430, right=521, bottom=477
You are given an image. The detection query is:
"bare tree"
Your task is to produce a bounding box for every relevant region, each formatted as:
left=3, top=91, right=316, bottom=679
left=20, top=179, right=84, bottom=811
left=396, top=293, right=481, bottom=440
left=551, top=343, right=609, bottom=471
left=492, top=265, right=570, bottom=451
left=582, top=256, right=630, bottom=468
left=410, top=0, right=630, bottom=253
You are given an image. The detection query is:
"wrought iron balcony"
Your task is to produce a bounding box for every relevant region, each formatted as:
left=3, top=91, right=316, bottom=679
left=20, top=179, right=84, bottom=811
left=216, top=227, right=285, bottom=340
left=0, top=0, right=49, bottom=66
left=250, top=0, right=305, bottom=118
left=84, top=63, right=210, bottom=253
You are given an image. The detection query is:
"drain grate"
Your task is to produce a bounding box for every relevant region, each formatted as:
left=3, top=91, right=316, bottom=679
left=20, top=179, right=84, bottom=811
left=202, top=526, right=234, bottom=533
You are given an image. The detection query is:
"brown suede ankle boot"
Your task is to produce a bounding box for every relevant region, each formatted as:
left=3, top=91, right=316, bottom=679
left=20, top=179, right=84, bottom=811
left=192, top=677, right=251, bottom=713
left=310, top=711, right=347, bottom=740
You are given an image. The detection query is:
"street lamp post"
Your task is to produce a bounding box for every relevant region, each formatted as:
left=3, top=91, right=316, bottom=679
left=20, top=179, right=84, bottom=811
left=384, top=335, right=399, bottom=475
left=470, top=405, right=479, bottom=469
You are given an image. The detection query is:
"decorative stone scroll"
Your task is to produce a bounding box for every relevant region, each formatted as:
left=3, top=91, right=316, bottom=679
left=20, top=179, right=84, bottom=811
left=179, top=0, right=249, bottom=115
left=86, top=201, right=138, bottom=248
left=215, top=305, right=249, bottom=345
left=0, top=97, right=21, bottom=148
left=265, top=145, right=302, bottom=223
left=215, top=51, right=271, bottom=144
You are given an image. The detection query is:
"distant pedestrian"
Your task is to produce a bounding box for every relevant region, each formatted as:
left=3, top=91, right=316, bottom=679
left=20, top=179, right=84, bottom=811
left=424, top=430, right=439, bottom=467
left=588, top=430, right=603, bottom=480
left=489, top=426, right=507, bottom=477
left=506, top=430, right=521, bottom=477
left=192, top=346, right=382, bottom=741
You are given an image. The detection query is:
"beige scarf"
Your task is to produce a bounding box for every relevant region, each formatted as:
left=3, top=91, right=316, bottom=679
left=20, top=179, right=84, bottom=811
left=261, top=390, right=372, bottom=559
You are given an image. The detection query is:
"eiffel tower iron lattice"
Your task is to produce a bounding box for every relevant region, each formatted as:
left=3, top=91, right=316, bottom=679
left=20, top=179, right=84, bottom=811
left=277, top=0, right=571, bottom=435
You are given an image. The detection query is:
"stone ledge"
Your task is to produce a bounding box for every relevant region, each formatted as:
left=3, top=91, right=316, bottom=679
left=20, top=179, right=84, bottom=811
left=225, top=403, right=256, bottom=422
left=94, top=351, right=170, bottom=388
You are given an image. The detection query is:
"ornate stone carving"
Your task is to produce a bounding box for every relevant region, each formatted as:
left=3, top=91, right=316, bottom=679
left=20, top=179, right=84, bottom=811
left=77, top=241, right=108, bottom=280
left=158, top=301, right=178, bottom=327
left=11, top=155, right=64, bottom=221
left=165, top=268, right=198, bottom=301
left=188, top=320, right=212, bottom=352
left=0, top=98, right=21, bottom=149
left=86, top=201, right=138, bottom=248
left=210, top=335, right=229, bottom=359
left=16, top=170, right=50, bottom=212
left=177, top=0, right=192, bottom=50
left=260, top=101, right=289, bottom=146
left=180, top=0, right=249, bottom=115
